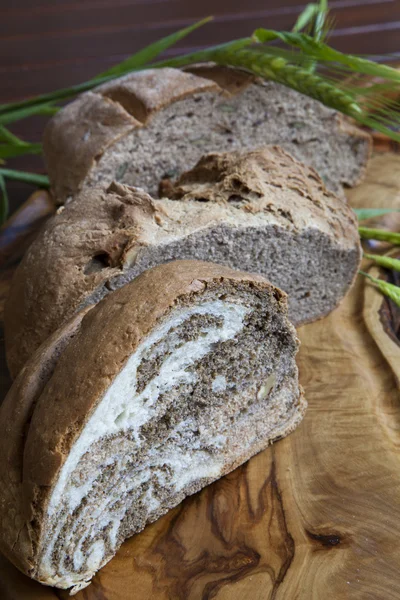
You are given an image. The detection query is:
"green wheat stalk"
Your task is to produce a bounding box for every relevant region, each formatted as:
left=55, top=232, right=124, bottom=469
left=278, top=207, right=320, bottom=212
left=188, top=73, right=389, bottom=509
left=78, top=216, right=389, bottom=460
left=359, top=270, right=400, bottom=308
left=364, top=253, right=400, bottom=272
left=162, top=45, right=362, bottom=118
left=360, top=233, right=400, bottom=308
left=359, top=227, right=400, bottom=245
left=0, top=169, right=49, bottom=187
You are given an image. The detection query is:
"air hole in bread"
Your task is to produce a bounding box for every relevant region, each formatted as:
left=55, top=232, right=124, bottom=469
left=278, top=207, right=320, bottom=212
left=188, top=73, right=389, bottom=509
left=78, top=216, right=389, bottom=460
left=231, top=178, right=243, bottom=190
left=84, top=253, right=110, bottom=275
left=227, top=194, right=244, bottom=203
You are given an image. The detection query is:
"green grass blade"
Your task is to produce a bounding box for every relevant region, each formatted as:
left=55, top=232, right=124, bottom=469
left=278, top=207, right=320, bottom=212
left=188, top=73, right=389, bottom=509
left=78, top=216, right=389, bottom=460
left=0, top=168, right=49, bottom=187
left=349, top=81, right=400, bottom=96
left=0, top=126, right=25, bottom=145
left=0, top=173, right=8, bottom=224
left=0, top=80, right=114, bottom=118
left=98, top=17, right=212, bottom=78
left=0, top=143, right=42, bottom=159
left=359, top=226, right=400, bottom=245
left=292, top=4, right=319, bottom=32
left=352, top=115, right=400, bottom=142
left=355, top=208, right=400, bottom=220
left=364, top=253, right=400, bottom=272
left=317, top=46, right=400, bottom=81
left=292, top=0, right=329, bottom=71
left=359, top=270, right=400, bottom=307
left=150, top=37, right=253, bottom=69
left=0, top=104, right=59, bottom=126
left=0, top=169, right=49, bottom=224
left=313, top=0, right=329, bottom=43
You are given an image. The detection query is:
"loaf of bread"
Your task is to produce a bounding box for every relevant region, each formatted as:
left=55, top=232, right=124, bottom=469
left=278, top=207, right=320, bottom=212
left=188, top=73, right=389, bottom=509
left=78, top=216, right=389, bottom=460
left=0, top=260, right=305, bottom=592
left=5, top=146, right=362, bottom=377
left=43, top=66, right=371, bottom=201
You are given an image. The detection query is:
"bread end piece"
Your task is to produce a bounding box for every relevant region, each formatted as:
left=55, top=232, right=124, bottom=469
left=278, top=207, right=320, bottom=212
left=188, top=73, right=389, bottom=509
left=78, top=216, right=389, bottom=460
left=0, top=260, right=305, bottom=592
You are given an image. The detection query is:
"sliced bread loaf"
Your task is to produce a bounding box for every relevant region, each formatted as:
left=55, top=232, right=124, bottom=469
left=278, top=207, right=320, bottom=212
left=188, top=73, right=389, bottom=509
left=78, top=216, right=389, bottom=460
left=0, top=260, right=305, bottom=593
left=5, top=146, right=361, bottom=378
left=43, top=66, right=371, bottom=201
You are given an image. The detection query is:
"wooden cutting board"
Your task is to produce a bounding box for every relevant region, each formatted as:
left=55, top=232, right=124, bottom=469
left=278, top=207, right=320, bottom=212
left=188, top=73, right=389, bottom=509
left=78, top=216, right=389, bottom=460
left=1, top=153, right=400, bottom=600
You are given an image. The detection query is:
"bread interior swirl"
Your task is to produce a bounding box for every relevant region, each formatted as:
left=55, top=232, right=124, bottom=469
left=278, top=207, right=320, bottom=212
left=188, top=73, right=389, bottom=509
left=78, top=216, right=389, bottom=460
left=34, top=291, right=301, bottom=592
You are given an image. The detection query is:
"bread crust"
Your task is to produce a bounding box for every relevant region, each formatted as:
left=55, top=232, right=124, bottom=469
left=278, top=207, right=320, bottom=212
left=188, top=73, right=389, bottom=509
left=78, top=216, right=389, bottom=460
left=5, top=146, right=361, bottom=378
left=0, top=260, right=295, bottom=582
left=336, top=114, right=372, bottom=187
left=43, top=69, right=221, bottom=202
left=43, top=66, right=371, bottom=203
left=0, top=308, right=92, bottom=574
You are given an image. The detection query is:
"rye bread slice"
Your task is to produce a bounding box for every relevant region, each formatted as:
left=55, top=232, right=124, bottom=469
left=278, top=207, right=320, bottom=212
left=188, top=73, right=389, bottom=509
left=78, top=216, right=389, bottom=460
left=43, top=66, right=371, bottom=202
left=0, top=260, right=305, bottom=592
left=5, top=146, right=361, bottom=378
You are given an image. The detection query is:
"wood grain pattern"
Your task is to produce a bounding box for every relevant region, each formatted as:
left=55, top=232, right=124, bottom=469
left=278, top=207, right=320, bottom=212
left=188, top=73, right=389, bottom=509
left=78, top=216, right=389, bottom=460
left=1, top=153, right=400, bottom=599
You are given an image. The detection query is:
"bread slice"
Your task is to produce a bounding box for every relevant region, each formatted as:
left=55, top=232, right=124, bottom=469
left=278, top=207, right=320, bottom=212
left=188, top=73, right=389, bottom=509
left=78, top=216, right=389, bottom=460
left=43, top=66, right=371, bottom=202
left=5, top=146, right=361, bottom=378
left=0, top=260, right=305, bottom=593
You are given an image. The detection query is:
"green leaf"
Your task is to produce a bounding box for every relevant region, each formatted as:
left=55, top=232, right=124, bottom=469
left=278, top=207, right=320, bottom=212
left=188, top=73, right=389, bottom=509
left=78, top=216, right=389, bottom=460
left=292, top=0, right=329, bottom=71
left=0, top=168, right=49, bottom=187
left=149, top=37, right=253, bottom=69
left=359, top=270, right=400, bottom=307
left=0, top=173, right=9, bottom=225
left=354, top=208, right=400, bottom=220
left=350, top=113, right=400, bottom=143
left=0, top=126, right=25, bottom=145
left=0, top=143, right=42, bottom=159
left=309, top=0, right=329, bottom=43
left=0, top=168, right=49, bottom=226
left=364, top=253, right=400, bottom=272
left=98, top=17, right=212, bottom=78
left=0, top=104, right=59, bottom=126
left=292, top=4, right=319, bottom=33
left=359, top=226, right=400, bottom=245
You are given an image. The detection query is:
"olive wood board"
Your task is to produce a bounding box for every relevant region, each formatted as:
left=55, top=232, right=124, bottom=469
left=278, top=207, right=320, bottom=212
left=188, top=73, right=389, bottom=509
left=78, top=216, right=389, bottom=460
left=0, top=153, right=400, bottom=600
